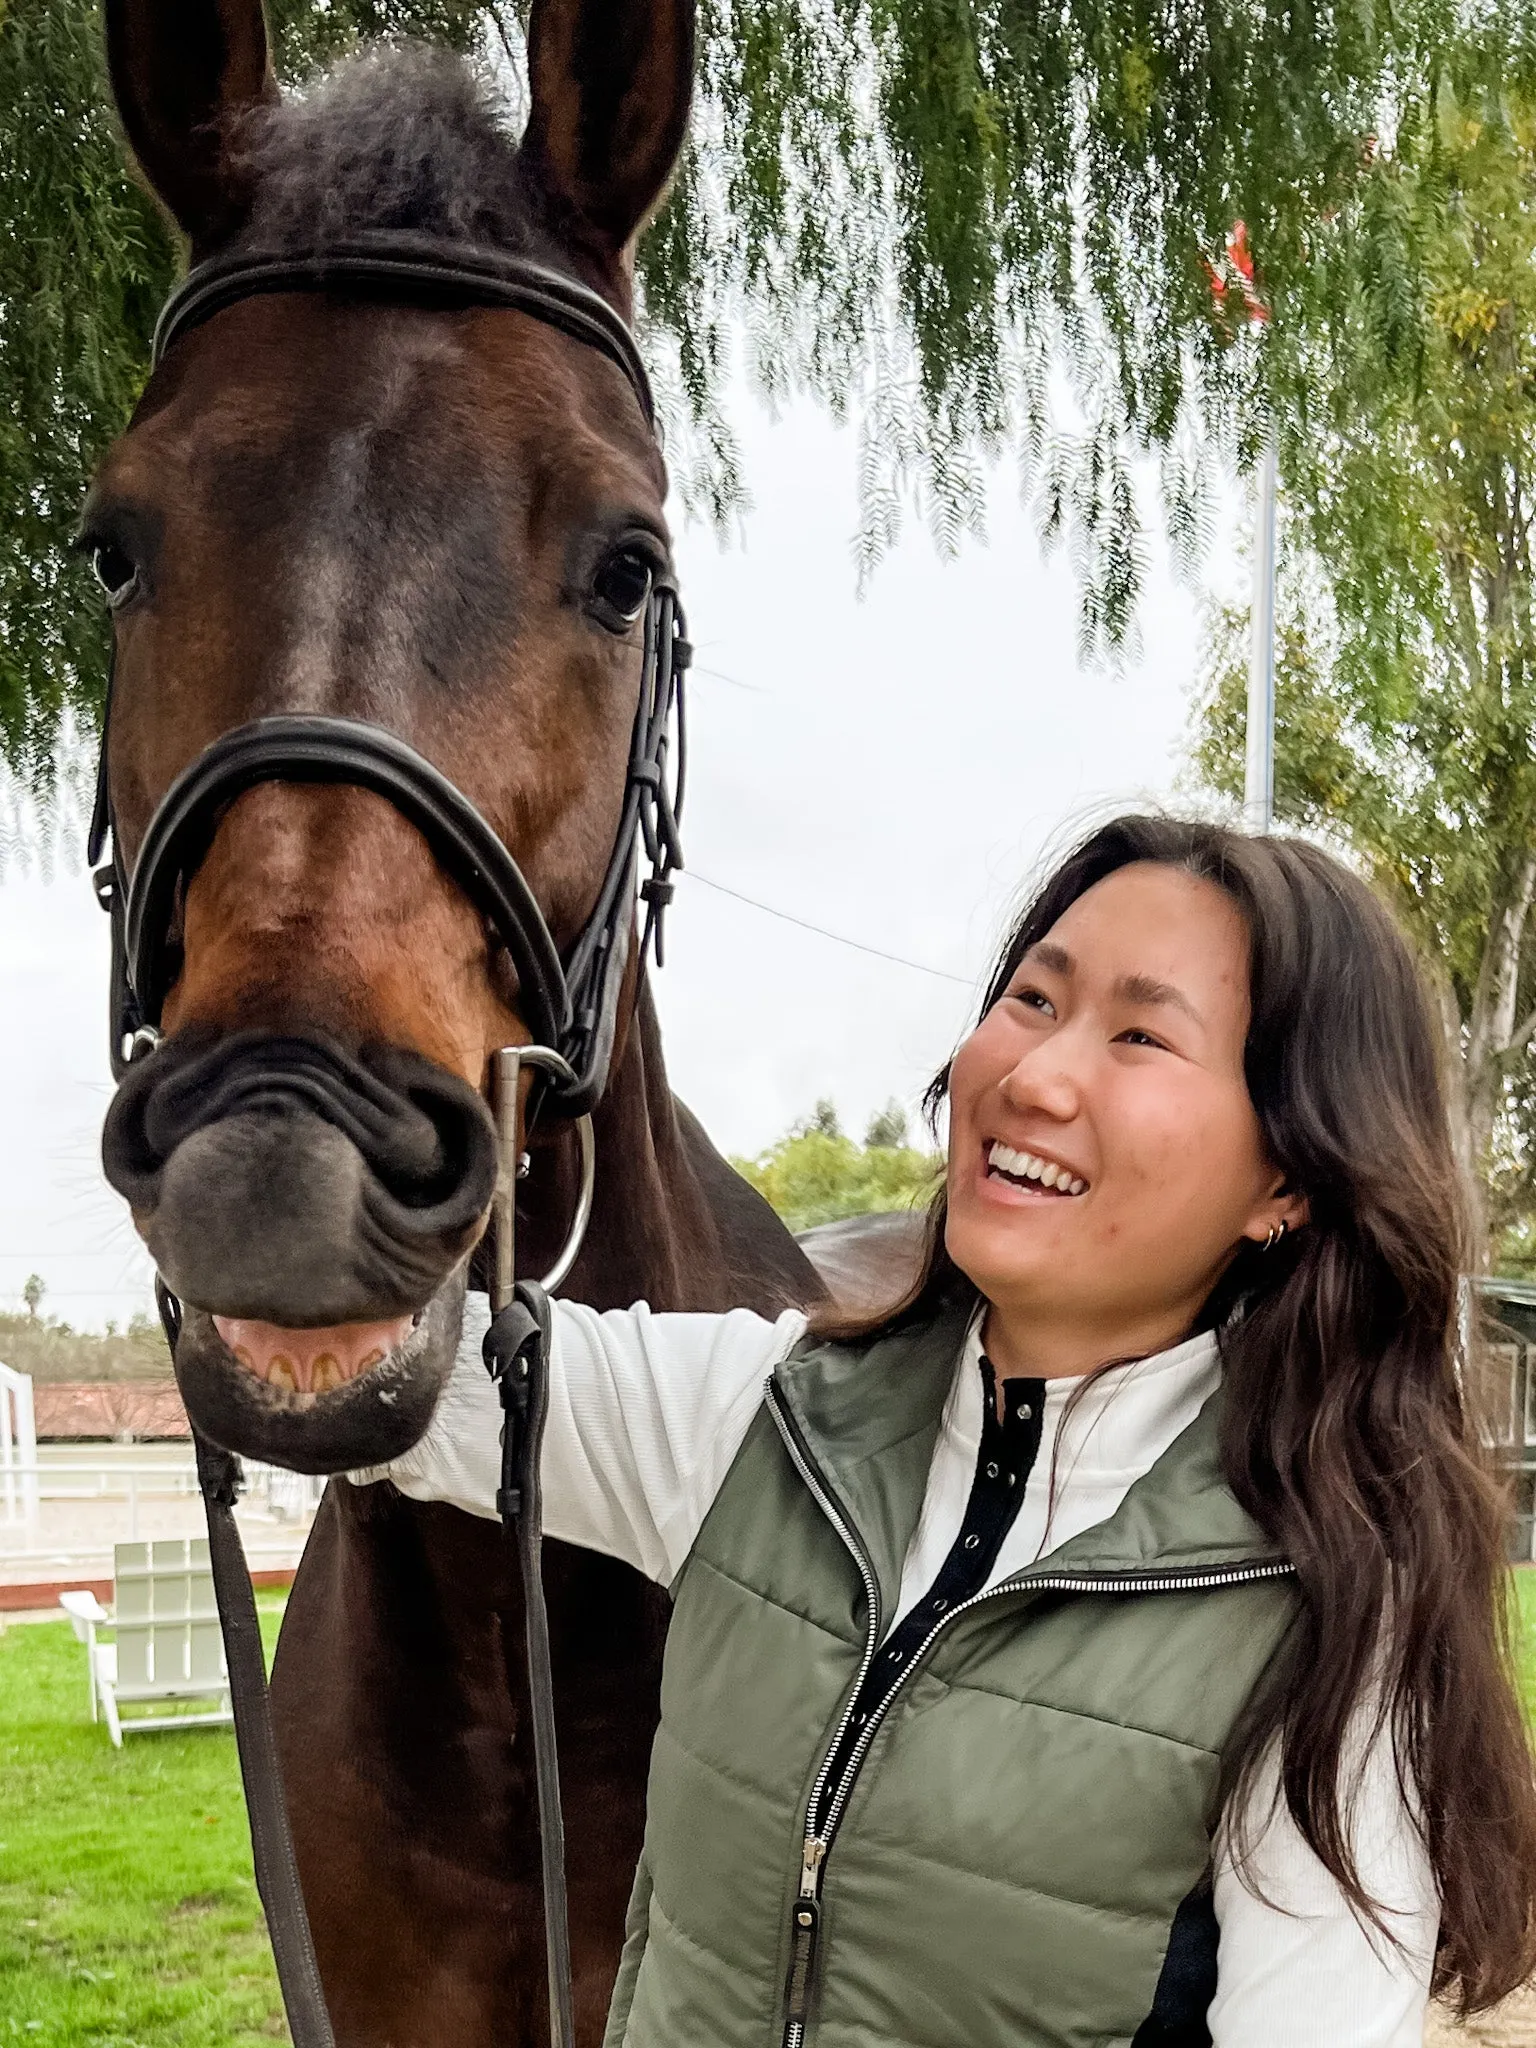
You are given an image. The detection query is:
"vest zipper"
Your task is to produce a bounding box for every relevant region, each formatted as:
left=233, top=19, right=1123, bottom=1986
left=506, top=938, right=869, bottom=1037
left=766, top=1373, right=1293, bottom=2047
left=764, top=1381, right=883, bottom=2048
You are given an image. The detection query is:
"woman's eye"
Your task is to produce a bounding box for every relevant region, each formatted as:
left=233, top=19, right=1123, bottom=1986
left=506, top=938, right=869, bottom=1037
left=91, top=543, right=139, bottom=608
left=1117, top=1028, right=1165, bottom=1050
left=1009, top=987, right=1055, bottom=1017
left=592, top=546, right=655, bottom=626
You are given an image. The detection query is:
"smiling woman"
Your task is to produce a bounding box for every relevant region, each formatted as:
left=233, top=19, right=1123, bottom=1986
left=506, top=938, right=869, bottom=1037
left=944, top=861, right=1301, bottom=1381
left=367, top=811, right=1536, bottom=2048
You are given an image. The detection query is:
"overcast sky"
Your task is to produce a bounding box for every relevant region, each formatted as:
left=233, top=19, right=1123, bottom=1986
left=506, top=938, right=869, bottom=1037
left=0, top=378, right=1242, bottom=1331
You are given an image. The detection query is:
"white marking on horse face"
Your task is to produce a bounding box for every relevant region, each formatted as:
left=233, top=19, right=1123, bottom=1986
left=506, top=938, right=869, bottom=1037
left=282, top=323, right=471, bottom=717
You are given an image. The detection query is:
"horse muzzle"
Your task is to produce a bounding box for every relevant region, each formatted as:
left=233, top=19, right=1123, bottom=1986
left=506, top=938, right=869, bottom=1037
left=101, top=1027, right=497, bottom=1467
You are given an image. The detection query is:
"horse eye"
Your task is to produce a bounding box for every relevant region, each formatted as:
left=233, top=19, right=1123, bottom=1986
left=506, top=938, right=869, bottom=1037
left=592, top=547, right=654, bottom=627
left=91, top=543, right=139, bottom=607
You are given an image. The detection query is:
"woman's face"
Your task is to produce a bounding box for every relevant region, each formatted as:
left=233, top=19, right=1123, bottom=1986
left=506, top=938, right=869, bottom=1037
left=946, top=861, right=1301, bottom=1365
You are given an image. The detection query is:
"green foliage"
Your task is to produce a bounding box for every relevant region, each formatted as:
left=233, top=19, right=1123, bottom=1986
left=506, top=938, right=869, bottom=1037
left=0, top=1599, right=287, bottom=2044
left=1187, top=58, right=1536, bottom=1256
left=732, top=1110, right=940, bottom=1231
left=802, top=1097, right=842, bottom=1138
left=1495, top=1218, right=1536, bottom=1280
left=0, top=1307, right=170, bottom=1381
left=864, top=1097, right=909, bottom=1148
left=5, top=0, right=1528, bottom=772
left=1514, top=1568, right=1536, bottom=1718
left=651, top=0, right=1481, bottom=641
left=0, top=0, right=166, bottom=780
left=0, top=0, right=487, bottom=778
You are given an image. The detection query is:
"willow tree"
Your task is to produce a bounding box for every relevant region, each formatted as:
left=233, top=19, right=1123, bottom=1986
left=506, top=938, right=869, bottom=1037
left=0, top=0, right=488, bottom=780
left=1190, top=55, right=1536, bottom=1266
left=2, top=0, right=1485, bottom=777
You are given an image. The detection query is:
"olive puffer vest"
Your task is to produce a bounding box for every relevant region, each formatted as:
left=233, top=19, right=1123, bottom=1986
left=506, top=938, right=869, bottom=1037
left=604, top=1303, right=1298, bottom=2048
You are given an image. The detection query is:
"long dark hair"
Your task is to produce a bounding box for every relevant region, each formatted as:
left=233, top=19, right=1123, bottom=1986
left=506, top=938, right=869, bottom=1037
left=827, top=814, right=1536, bottom=2014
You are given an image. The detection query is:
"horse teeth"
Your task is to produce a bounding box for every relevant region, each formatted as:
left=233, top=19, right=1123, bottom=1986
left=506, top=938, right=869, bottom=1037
left=268, top=1356, right=298, bottom=1393
left=311, top=1355, right=343, bottom=1394
left=358, top=1349, right=385, bottom=1373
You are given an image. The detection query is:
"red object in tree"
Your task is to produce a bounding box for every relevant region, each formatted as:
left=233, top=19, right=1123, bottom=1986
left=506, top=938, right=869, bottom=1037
left=1206, top=220, right=1270, bottom=327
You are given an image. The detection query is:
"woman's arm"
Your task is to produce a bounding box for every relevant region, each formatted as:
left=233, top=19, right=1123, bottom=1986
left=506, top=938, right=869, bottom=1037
left=350, top=1294, right=806, bottom=1583
left=1209, top=1706, right=1438, bottom=2047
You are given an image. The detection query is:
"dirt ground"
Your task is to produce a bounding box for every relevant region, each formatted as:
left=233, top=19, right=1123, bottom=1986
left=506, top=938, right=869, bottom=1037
left=1427, top=1987, right=1536, bottom=2046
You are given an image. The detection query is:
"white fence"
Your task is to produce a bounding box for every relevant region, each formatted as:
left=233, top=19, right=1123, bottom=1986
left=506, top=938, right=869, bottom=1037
left=1, top=1441, right=325, bottom=1578
left=1, top=1362, right=39, bottom=1526
left=4, top=1457, right=324, bottom=1531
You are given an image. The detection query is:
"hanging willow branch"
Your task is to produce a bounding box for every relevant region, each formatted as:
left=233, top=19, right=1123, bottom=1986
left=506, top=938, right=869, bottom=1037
left=0, top=0, right=1507, bottom=775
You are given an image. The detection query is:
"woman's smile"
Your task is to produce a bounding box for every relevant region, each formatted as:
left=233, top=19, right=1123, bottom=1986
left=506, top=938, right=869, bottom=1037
left=981, top=1139, right=1089, bottom=1201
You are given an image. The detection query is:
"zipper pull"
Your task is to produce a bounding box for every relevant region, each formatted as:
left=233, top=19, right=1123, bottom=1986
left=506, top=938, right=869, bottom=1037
left=800, top=1836, right=826, bottom=1898
left=784, top=1895, right=821, bottom=2027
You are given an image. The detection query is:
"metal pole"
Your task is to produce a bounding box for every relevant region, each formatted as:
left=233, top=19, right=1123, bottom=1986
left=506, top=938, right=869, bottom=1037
left=1244, top=434, right=1279, bottom=834
left=491, top=1049, right=523, bottom=1315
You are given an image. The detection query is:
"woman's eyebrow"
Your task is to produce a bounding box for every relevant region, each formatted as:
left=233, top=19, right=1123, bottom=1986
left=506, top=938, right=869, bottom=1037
left=1115, top=971, right=1203, bottom=1024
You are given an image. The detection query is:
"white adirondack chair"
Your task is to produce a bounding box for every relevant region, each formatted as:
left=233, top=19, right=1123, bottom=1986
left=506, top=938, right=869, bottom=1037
left=59, top=1537, right=232, bottom=1746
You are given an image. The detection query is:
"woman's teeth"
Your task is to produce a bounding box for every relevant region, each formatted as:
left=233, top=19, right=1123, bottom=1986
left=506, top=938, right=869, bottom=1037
left=987, top=1141, right=1087, bottom=1196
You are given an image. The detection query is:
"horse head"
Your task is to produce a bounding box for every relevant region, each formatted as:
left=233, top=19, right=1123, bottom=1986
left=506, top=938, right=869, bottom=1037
left=92, top=0, right=694, bottom=1472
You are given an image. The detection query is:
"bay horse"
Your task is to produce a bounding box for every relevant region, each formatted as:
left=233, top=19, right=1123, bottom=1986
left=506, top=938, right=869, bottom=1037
left=87, top=1, right=826, bottom=2039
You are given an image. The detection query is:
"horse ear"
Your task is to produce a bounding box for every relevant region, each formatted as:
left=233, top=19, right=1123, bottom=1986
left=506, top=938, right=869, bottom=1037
left=104, top=0, right=277, bottom=254
left=518, top=0, right=694, bottom=266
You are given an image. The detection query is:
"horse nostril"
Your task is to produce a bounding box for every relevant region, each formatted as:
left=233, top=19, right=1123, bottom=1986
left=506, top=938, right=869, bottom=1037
left=100, top=1029, right=499, bottom=1326
left=107, top=1029, right=496, bottom=1215
left=361, top=1059, right=500, bottom=1219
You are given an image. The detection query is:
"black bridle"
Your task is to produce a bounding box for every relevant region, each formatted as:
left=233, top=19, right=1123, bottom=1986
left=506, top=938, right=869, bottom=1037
left=90, top=234, right=692, bottom=2048
left=89, top=231, right=689, bottom=1120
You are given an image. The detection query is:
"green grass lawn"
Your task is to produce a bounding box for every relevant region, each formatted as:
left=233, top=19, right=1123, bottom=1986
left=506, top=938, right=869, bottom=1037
left=0, top=1598, right=286, bottom=2046
left=1513, top=1569, right=1536, bottom=1716
left=4, top=1578, right=1536, bottom=2045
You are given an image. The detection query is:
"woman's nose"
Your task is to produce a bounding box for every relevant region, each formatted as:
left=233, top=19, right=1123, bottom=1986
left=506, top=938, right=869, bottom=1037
left=998, top=1035, right=1083, bottom=1120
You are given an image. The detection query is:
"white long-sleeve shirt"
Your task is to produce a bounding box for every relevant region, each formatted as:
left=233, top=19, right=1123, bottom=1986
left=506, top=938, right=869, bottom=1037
left=356, top=1296, right=1439, bottom=2046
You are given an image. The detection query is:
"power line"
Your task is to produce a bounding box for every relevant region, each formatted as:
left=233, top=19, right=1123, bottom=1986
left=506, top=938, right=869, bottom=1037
left=685, top=872, right=973, bottom=986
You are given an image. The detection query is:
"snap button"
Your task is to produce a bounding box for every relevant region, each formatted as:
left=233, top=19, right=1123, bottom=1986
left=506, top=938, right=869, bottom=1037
left=985, top=1462, right=1000, bottom=1479
left=963, top=1533, right=980, bottom=1551
left=1015, top=1402, right=1033, bottom=1422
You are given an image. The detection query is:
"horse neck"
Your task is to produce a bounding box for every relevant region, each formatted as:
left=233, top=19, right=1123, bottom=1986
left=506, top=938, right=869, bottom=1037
left=516, top=978, right=817, bottom=1317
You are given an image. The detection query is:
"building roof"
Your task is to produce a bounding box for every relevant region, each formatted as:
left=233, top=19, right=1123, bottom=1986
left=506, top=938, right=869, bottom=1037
left=32, top=1381, right=189, bottom=1440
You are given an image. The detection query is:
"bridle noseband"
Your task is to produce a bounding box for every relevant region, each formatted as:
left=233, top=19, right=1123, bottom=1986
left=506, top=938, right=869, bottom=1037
left=90, top=234, right=694, bottom=2048
left=90, top=230, right=689, bottom=1120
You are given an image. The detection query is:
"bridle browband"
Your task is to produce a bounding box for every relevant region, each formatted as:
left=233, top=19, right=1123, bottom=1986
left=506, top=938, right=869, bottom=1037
left=90, top=235, right=694, bottom=2048
left=89, top=231, right=688, bottom=1118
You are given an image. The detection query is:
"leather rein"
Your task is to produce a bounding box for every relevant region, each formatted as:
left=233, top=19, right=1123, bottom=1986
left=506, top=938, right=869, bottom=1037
left=90, top=234, right=691, bottom=2048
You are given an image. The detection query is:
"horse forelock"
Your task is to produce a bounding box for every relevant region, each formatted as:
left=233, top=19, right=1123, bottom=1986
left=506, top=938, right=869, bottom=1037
left=227, top=44, right=555, bottom=269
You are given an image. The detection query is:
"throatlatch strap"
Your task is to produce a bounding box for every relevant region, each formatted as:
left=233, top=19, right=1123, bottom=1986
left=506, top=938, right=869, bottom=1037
left=484, top=1282, right=575, bottom=2048
left=158, top=1288, right=336, bottom=2048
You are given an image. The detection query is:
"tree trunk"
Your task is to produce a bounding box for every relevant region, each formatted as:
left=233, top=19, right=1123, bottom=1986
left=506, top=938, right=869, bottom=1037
left=1460, top=855, right=1536, bottom=1272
